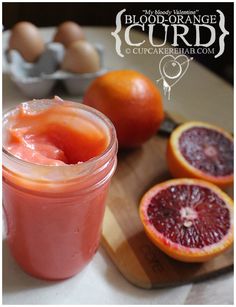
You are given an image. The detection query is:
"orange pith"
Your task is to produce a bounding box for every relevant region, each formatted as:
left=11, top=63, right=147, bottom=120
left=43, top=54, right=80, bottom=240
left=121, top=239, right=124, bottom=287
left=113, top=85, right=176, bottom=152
left=167, top=121, right=233, bottom=188
left=139, top=178, right=233, bottom=263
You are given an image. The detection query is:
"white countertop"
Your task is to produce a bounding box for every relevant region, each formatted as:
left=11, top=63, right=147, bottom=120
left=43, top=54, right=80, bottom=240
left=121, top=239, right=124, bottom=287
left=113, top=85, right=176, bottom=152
left=2, top=27, right=233, bottom=305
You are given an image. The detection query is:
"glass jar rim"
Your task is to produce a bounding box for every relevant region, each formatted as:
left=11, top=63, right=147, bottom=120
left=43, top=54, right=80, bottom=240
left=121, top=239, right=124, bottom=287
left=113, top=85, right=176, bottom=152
left=2, top=98, right=117, bottom=183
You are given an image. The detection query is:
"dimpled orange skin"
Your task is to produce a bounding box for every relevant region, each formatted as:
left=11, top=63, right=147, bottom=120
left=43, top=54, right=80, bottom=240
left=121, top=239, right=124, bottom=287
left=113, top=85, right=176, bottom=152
left=139, top=178, right=234, bottom=263
left=167, top=122, right=234, bottom=188
left=84, top=70, right=164, bottom=148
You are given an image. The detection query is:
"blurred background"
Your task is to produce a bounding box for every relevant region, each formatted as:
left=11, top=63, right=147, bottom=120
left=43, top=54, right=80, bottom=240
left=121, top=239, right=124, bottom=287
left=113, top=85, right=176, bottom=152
left=3, top=2, right=233, bottom=84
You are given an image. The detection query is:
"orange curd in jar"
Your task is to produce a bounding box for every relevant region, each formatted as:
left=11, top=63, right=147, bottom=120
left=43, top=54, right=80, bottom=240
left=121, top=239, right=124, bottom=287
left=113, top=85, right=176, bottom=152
left=2, top=97, right=117, bottom=280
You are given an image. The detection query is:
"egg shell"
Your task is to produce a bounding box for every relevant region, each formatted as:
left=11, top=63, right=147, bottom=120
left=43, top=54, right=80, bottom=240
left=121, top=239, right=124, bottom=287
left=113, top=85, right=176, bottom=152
left=7, top=42, right=106, bottom=98
left=54, top=21, right=85, bottom=48
left=61, top=40, right=100, bottom=74
left=9, top=21, right=45, bottom=63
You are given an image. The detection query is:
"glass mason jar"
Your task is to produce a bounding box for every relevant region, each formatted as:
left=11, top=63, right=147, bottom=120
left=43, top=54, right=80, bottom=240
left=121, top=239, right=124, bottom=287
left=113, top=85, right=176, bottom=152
left=2, top=99, right=117, bottom=280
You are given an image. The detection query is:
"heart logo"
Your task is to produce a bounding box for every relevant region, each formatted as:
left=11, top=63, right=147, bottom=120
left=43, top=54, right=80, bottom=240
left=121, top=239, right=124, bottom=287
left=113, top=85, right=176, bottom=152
left=157, top=55, right=193, bottom=100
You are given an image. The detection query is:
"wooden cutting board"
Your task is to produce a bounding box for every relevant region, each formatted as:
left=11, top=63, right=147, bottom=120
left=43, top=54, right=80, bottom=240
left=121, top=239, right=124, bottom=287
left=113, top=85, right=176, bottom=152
left=101, top=133, right=233, bottom=289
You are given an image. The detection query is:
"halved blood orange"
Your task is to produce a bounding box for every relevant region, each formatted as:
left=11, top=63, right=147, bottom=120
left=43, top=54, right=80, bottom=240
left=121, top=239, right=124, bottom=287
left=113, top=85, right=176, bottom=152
left=167, top=122, right=233, bottom=187
left=139, top=178, right=233, bottom=262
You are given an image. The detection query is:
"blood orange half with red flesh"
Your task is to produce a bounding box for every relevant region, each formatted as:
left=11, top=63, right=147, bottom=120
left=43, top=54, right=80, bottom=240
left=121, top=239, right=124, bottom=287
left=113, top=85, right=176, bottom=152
left=139, top=179, right=233, bottom=262
left=167, top=122, right=234, bottom=187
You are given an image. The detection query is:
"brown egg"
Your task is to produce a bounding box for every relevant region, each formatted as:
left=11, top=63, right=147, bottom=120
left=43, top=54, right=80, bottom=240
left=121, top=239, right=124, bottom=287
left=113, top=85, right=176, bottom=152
left=9, top=21, right=45, bottom=62
left=53, top=21, right=85, bottom=48
left=62, top=41, right=100, bottom=74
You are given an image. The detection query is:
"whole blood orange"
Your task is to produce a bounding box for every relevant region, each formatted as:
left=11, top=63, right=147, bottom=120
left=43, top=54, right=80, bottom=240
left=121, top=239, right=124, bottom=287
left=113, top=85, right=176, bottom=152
left=167, top=122, right=233, bottom=187
left=139, top=178, right=233, bottom=262
left=84, top=70, right=164, bottom=148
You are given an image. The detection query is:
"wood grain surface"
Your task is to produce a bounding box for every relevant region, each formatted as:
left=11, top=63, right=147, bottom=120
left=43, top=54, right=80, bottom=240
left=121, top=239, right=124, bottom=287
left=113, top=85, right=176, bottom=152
left=101, top=135, right=233, bottom=289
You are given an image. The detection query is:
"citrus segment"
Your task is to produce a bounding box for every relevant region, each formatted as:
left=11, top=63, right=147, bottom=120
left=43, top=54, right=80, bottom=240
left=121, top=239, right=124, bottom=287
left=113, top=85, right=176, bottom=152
left=140, top=179, right=233, bottom=262
left=167, top=122, right=234, bottom=187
